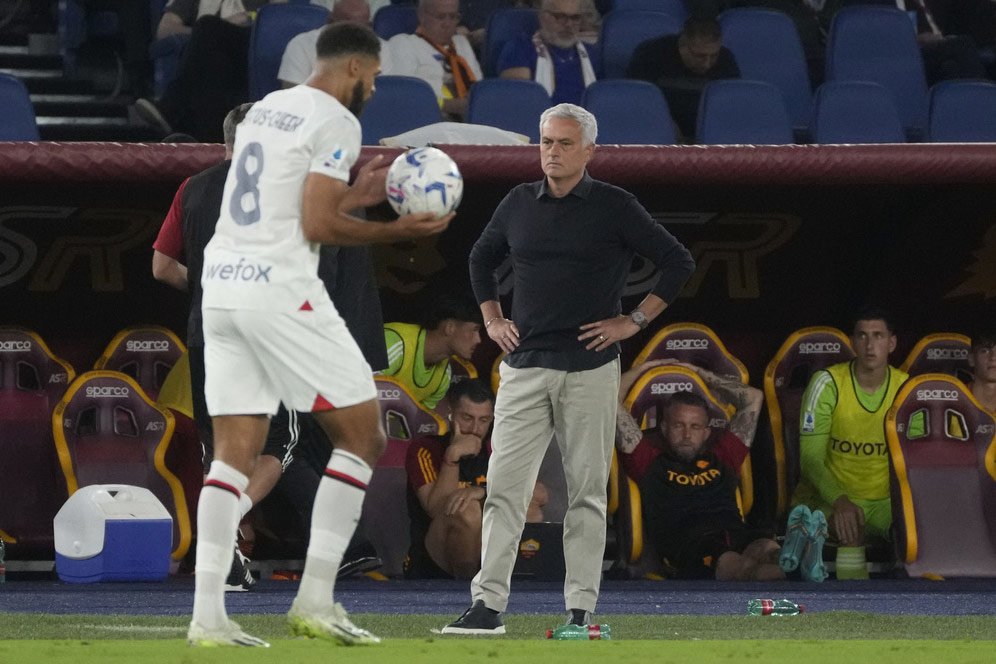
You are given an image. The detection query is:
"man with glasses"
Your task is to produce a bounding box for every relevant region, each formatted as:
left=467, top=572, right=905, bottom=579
left=497, top=0, right=598, bottom=105
left=613, top=359, right=787, bottom=581
left=387, top=0, right=483, bottom=119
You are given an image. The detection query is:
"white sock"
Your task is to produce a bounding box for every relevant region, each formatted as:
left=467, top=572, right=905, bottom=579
left=238, top=492, right=253, bottom=519
left=192, top=461, right=248, bottom=630
left=293, top=449, right=372, bottom=614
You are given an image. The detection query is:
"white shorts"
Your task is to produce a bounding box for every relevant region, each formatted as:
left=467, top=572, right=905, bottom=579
left=203, top=303, right=376, bottom=417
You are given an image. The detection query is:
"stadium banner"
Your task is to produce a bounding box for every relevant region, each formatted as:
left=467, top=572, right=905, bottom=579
left=0, top=142, right=993, bottom=378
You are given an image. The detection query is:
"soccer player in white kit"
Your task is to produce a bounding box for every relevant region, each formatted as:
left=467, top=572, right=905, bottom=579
left=187, top=23, right=453, bottom=647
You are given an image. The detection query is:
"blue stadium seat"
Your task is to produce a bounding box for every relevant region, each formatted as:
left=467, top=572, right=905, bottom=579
left=810, top=81, right=906, bottom=144
left=248, top=3, right=329, bottom=101
left=719, top=8, right=812, bottom=131
left=582, top=79, right=677, bottom=144
left=825, top=5, right=928, bottom=139
left=696, top=79, right=793, bottom=145
left=360, top=75, right=442, bottom=145
left=0, top=74, right=40, bottom=141
left=928, top=80, right=996, bottom=142
left=482, top=7, right=539, bottom=77
left=373, top=4, right=418, bottom=40
left=599, top=10, right=683, bottom=78
left=611, top=0, right=688, bottom=20
left=466, top=79, right=551, bottom=143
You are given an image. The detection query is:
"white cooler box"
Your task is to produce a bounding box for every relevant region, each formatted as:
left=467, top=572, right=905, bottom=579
left=54, top=485, right=172, bottom=583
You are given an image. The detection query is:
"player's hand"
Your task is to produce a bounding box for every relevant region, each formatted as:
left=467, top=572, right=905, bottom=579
left=487, top=317, right=520, bottom=354
left=445, top=431, right=483, bottom=464
left=831, top=495, right=865, bottom=546
left=579, top=315, right=640, bottom=351
left=619, top=359, right=674, bottom=399
left=393, top=211, right=454, bottom=238
left=444, top=486, right=485, bottom=516
left=349, top=154, right=390, bottom=208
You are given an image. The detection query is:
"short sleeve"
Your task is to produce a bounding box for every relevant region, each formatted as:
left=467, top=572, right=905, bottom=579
left=152, top=177, right=190, bottom=260
left=406, top=438, right=442, bottom=490
left=307, top=111, right=361, bottom=183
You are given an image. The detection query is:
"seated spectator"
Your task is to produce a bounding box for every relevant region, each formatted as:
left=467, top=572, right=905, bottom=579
left=381, top=293, right=482, bottom=411
left=386, top=0, right=483, bottom=120
left=405, top=379, right=546, bottom=579
left=497, top=0, right=598, bottom=106
left=614, top=359, right=789, bottom=581
left=968, top=326, right=996, bottom=413
left=136, top=0, right=272, bottom=142
left=626, top=16, right=740, bottom=141
left=279, top=0, right=393, bottom=88
left=792, top=307, right=908, bottom=580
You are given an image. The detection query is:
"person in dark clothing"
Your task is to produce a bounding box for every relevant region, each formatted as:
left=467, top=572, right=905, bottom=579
left=626, top=16, right=740, bottom=141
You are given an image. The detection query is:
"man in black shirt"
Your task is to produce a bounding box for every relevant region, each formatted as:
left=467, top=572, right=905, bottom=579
left=443, top=103, right=695, bottom=635
left=627, top=17, right=740, bottom=141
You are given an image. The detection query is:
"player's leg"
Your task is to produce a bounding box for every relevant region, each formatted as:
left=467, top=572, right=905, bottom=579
left=424, top=493, right=483, bottom=579
left=554, top=358, right=619, bottom=618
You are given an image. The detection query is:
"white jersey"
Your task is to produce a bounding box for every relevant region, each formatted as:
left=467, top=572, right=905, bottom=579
left=201, top=85, right=361, bottom=312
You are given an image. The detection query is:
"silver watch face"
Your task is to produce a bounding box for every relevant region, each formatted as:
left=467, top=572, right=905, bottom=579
left=630, top=311, right=647, bottom=328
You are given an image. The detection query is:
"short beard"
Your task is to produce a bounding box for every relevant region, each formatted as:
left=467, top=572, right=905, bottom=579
left=347, top=80, right=367, bottom=117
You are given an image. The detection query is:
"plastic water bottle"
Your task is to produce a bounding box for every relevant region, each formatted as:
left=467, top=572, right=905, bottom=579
left=0, top=539, right=6, bottom=585
left=747, top=599, right=804, bottom=616
left=546, top=624, right=612, bottom=640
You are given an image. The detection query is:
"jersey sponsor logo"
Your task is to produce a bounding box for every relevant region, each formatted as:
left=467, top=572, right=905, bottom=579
left=651, top=382, right=694, bottom=395
left=665, top=339, right=709, bottom=350
left=379, top=388, right=402, bottom=399
left=925, top=348, right=968, bottom=360
left=830, top=437, right=887, bottom=456
left=666, top=467, right=721, bottom=486
left=0, top=340, right=31, bottom=352
left=243, top=107, right=305, bottom=133
left=85, top=385, right=129, bottom=398
left=916, top=389, right=960, bottom=401
left=799, top=342, right=841, bottom=354
left=203, top=258, right=272, bottom=283
left=125, top=340, right=170, bottom=352
left=802, top=411, right=816, bottom=433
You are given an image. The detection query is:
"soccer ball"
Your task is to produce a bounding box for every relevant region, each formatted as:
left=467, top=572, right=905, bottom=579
left=385, top=147, right=463, bottom=217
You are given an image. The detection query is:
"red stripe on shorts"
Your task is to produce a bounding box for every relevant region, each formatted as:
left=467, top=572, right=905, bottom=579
left=324, top=469, right=368, bottom=491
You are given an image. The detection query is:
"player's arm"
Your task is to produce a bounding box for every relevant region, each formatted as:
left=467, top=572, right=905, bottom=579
left=798, top=371, right=848, bottom=504
left=152, top=250, right=188, bottom=291
left=675, top=361, right=763, bottom=447
left=301, top=164, right=452, bottom=245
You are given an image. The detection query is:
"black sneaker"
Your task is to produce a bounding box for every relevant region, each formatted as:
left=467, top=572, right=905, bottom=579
left=225, top=545, right=256, bottom=592
left=567, top=608, right=593, bottom=626
left=441, top=600, right=505, bottom=635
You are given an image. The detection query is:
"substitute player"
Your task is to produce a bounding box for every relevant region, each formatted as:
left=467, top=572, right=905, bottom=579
left=188, top=23, right=452, bottom=647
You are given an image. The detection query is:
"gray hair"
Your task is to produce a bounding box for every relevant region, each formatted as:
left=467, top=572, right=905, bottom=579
left=539, top=103, right=598, bottom=146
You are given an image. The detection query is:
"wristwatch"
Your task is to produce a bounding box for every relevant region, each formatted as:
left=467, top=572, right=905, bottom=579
left=629, top=310, right=648, bottom=330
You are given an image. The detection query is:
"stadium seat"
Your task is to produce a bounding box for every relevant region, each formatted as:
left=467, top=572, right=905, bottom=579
left=900, top=333, right=973, bottom=383
left=825, top=5, right=928, bottom=139
left=449, top=355, right=479, bottom=381
left=149, top=34, right=190, bottom=100
left=718, top=8, right=813, bottom=131
left=763, top=326, right=855, bottom=520
left=372, top=4, right=418, bottom=39
left=886, top=374, right=996, bottom=578
left=466, top=79, right=551, bottom=143
left=630, top=322, right=749, bottom=383
left=360, top=75, right=442, bottom=145
left=927, top=80, right=996, bottom=142
left=92, top=326, right=186, bottom=401
left=810, top=81, right=906, bottom=144
left=490, top=352, right=505, bottom=394
left=582, top=79, right=677, bottom=144
left=482, top=7, right=539, bottom=78
left=375, top=376, right=449, bottom=440
left=611, top=0, right=688, bottom=20
left=248, top=3, right=330, bottom=101
left=599, top=10, right=683, bottom=79
left=52, top=370, right=191, bottom=560
left=0, top=328, right=75, bottom=558
left=696, top=79, right=794, bottom=145
left=0, top=73, right=40, bottom=141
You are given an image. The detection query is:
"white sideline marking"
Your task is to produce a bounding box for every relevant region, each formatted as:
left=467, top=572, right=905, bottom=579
left=79, top=624, right=186, bottom=634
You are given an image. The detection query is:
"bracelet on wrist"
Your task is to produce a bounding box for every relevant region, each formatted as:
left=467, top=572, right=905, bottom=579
left=485, top=316, right=503, bottom=328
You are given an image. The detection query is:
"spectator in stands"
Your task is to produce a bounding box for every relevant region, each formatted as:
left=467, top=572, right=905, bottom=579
left=381, top=292, right=483, bottom=411
left=279, top=0, right=393, bottom=89
left=136, top=0, right=274, bottom=142
left=626, top=16, right=740, bottom=141
left=615, top=359, right=793, bottom=581
left=792, top=306, right=909, bottom=580
left=497, top=0, right=598, bottom=106
left=968, top=326, right=996, bottom=413
left=85, top=0, right=154, bottom=96
left=386, top=0, right=483, bottom=120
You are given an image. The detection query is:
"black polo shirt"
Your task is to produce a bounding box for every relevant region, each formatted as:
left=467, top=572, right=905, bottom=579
left=469, top=172, right=694, bottom=372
